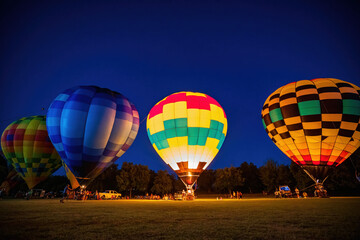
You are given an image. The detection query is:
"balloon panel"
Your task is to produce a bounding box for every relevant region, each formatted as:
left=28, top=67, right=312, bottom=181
left=62, top=161, right=80, bottom=189
left=46, top=86, right=139, bottom=182
left=147, top=92, right=227, bottom=185
left=1, top=116, right=62, bottom=189
left=262, top=79, right=360, bottom=172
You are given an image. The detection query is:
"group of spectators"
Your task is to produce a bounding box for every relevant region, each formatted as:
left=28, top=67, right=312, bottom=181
left=294, top=188, right=308, bottom=198
left=231, top=191, right=243, bottom=199
left=60, top=184, right=102, bottom=202
left=60, top=184, right=176, bottom=202
left=135, top=193, right=174, bottom=200
left=12, top=189, right=61, bottom=199
left=314, top=183, right=328, bottom=197
left=133, top=193, right=173, bottom=200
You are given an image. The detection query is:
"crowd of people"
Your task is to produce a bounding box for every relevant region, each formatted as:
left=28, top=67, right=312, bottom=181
left=59, top=184, right=177, bottom=202
left=314, top=183, right=328, bottom=198
left=60, top=184, right=103, bottom=202
left=232, top=191, right=243, bottom=199
left=134, top=193, right=172, bottom=200
left=2, top=183, right=329, bottom=201
left=12, top=189, right=61, bottom=199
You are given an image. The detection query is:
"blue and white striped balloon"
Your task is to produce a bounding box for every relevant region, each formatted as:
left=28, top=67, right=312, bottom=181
left=46, top=86, right=139, bottom=183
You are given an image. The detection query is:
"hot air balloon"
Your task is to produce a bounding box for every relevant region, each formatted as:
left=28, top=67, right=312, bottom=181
left=1, top=116, right=62, bottom=189
left=147, top=92, right=227, bottom=195
left=261, top=78, right=360, bottom=184
left=0, top=168, right=22, bottom=195
left=46, top=86, right=139, bottom=186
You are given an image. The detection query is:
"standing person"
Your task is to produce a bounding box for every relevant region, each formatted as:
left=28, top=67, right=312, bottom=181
left=26, top=189, right=33, bottom=200
left=303, top=192, right=308, bottom=198
left=239, top=191, right=243, bottom=199
left=83, top=190, right=89, bottom=201
left=40, top=190, right=46, bottom=199
left=295, top=188, right=300, bottom=198
left=60, top=184, right=72, bottom=203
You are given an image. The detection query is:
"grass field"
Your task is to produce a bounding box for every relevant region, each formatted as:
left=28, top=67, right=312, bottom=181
left=0, top=197, right=359, bottom=240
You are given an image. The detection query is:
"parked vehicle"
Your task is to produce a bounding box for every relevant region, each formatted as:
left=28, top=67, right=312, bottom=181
left=100, top=190, right=122, bottom=199
left=174, top=191, right=184, bottom=200
left=275, top=185, right=292, bottom=198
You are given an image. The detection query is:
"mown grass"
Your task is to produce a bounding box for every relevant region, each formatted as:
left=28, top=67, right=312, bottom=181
left=0, top=197, right=359, bottom=240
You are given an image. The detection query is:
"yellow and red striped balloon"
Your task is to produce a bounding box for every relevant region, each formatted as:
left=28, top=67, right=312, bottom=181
left=147, top=92, right=227, bottom=187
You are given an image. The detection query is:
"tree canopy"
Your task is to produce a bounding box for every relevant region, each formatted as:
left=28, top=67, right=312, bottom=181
left=116, top=162, right=150, bottom=198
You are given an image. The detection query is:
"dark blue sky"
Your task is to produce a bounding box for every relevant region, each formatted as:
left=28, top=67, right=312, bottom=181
left=1, top=1, right=359, bottom=175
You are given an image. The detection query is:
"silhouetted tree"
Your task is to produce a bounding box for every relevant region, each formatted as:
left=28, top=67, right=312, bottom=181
left=0, top=151, right=8, bottom=183
left=116, top=162, right=150, bottom=198
left=135, top=164, right=151, bottom=194
left=88, top=163, right=119, bottom=192
left=37, top=175, right=69, bottom=192
left=259, top=159, right=278, bottom=193
left=289, top=162, right=313, bottom=190
left=348, top=147, right=360, bottom=182
left=239, top=162, right=263, bottom=193
left=172, top=175, right=185, bottom=192
left=326, top=159, right=360, bottom=196
left=197, top=169, right=216, bottom=193
left=151, top=170, right=173, bottom=196
left=147, top=169, right=156, bottom=193
left=277, top=164, right=294, bottom=186
left=214, top=167, right=244, bottom=194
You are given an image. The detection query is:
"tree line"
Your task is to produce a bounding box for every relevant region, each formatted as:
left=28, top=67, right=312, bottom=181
left=85, top=157, right=360, bottom=196
left=1, top=152, right=359, bottom=197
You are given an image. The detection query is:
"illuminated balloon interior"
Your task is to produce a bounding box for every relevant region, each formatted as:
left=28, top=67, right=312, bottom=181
left=147, top=92, right=227, bottom=190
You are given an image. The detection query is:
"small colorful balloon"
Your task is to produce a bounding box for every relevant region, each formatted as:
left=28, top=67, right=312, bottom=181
left=1, top=116, right=62, bottom=189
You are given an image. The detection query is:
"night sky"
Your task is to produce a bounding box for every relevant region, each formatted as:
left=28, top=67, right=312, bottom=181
left=1, top=1, right=359, bottom=175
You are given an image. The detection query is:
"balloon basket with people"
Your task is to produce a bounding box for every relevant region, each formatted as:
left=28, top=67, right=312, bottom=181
left=177, top=180, right=196, bottom=201
left=301, top=167, right=329, bottom=198
left=185, top=185, right=196, bottom=201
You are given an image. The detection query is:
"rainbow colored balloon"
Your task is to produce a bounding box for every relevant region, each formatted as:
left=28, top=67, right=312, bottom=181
left=147, top=92, right=227, bottom=190
left=46, top=86, right=139, bottom=186
left=1, top=116, right=62, bottom=189
left=261, top=78, right=360, bottom=182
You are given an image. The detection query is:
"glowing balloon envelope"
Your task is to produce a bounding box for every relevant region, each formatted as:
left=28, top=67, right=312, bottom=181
left=1, top=116, right=62, bottom=189
left=46, top=86, right=139, bottom=185
left=147, top=92, right=227, bottom=189
left=0, top=168, right=21, bottom=194
left=261, top=78, right=360, bottom=182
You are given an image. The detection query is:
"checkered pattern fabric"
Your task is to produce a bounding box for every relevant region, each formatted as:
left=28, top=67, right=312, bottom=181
left=147, top=92, right=227, bottom=186
left=1, top=116, right=62, bottom=189
left=262, top=78, right=360, bottom=180
left=46, top=86, right=139, bottom=184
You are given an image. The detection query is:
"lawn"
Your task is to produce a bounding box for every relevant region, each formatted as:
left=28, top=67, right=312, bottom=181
left=0, top=197, right=359, bottom=240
